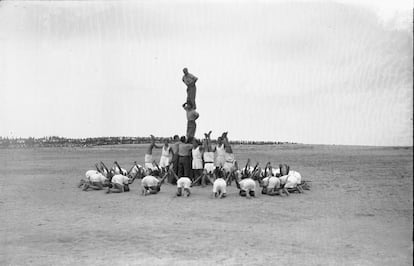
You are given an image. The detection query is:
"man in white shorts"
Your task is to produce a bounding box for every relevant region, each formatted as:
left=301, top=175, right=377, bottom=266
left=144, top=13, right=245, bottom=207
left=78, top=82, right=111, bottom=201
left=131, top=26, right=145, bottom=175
left=81, top=166, right=108, bottom=191
left=176, top=176, right=192, bottom=197
left=260, top=162, right=284, bottom=196
left=192, top=131, right=215, bottom=186
left=235, top=159, right=257, bottom=199
left=221, top=132, right=236, bottom=174
left=145, top=135, right=162, bottom=170
left=141, top=169, right=168, bottom=196
left=283, top=169, right=304, bottom=194
left=191, top=139, right=204, bottom=183
left=159, top=139, right=173, bottom=170
left=106, top=174, right=131, bottom=193
left=214, top=136, right=226, bottom=168
left=212, top=168, right=227, bottom=198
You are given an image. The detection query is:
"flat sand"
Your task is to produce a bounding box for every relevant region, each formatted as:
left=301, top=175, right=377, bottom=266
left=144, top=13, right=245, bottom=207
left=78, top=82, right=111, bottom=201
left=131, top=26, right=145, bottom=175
left=0, top=144, right=412, bottom=265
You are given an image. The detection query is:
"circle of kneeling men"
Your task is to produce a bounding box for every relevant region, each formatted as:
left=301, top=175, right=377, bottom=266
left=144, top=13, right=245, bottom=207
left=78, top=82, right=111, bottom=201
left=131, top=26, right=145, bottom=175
left=78, top=158, right=311, bottom=199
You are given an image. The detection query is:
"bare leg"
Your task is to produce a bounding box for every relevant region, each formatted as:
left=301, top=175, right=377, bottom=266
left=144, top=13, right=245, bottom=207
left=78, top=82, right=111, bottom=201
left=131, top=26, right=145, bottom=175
left=176, top=187, right=183, bottom=197
left=184, top=188, right=191, bottom=197
left=108, top=183, right=124, bottom=193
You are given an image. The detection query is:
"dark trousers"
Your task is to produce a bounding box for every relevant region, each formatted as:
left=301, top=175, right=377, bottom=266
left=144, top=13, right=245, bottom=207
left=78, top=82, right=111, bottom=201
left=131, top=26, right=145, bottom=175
left=170, top=154, right=179, bottom=184
left=187, top=120, right=196, bottom=139
left=178, top=156, right=191, bottom=178
left=187, top=86, right=196, bottom=109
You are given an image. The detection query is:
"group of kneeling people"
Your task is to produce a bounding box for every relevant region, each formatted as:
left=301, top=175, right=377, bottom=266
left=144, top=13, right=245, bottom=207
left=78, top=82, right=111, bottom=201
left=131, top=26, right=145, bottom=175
left=78, top=157, right=310, bottom=199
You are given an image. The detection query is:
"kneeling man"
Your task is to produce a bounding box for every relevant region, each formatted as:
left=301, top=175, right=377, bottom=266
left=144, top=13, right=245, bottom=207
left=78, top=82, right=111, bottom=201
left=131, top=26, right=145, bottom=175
left=176, top=176, right=192, bottom=197
left=107, top=174, right=131, bottom=193
left=212, top=168, right=227, bottom=198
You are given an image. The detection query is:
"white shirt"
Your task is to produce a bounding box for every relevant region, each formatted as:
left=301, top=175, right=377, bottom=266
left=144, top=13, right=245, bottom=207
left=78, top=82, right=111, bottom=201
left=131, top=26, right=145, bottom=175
left=111, top=174, right=130, bottom=185
left=85, top=170, right=99, bottom=180
left=239, top=178, right=256, bottom=191
left=161, top=146, right=171, bottom=157
left=267, top=176, right=280, bottom=189
left=213, top=178, right=227, bottom=193
left=89, top=172, right=107, bottom=183
left=284, top=171, right=302, bottom=188
left=192, top=146, right=203, bottom=169
left=203, top=152, right=215, bottom=164
left=177, top=177, right=192, bottom=189
left=141, top=175, right=160, bottom=187
left=216, top=144, right=226, bottom=157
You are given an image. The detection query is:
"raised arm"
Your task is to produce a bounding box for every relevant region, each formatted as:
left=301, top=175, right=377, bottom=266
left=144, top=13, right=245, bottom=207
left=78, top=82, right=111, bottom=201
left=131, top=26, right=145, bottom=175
left=114, top=161, right=122, bottom=173
left=95, top=163, right=102, bottom=173
left=100, top=161, right=109, bottom=174
left=127, top=162, right=136, bottom=177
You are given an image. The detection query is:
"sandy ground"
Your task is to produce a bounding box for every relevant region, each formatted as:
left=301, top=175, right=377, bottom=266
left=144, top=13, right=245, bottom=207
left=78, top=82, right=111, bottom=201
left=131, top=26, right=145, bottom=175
left=0, top=144, right=412, bottom=265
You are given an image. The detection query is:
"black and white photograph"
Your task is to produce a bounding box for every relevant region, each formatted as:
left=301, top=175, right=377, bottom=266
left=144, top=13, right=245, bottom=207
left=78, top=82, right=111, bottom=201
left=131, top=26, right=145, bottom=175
left=0, top=0, right=412, bottom=265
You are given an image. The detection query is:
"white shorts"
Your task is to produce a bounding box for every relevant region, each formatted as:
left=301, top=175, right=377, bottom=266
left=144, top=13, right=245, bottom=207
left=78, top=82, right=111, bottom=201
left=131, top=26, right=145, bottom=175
left=159, top=156, right=170, bottom=168
left=192, top=159, right=203, bottom=170
left=213, top=178, right=227, bottom=194
left=177, top=177, right=192, bottom=189
left=215, top=156, right=225, bottom=167
left=204, top=163, right=215, bottom=174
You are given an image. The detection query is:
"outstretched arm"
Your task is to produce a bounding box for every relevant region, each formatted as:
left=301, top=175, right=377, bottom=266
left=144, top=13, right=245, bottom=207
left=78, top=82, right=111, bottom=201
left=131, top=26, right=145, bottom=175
left=114, top=161, right=122, bottom=173
left=95, top=163, right=102, bottom=173
left=127, top=162, right=136, bottom=177
left=100, top=161, right=109, bottom=174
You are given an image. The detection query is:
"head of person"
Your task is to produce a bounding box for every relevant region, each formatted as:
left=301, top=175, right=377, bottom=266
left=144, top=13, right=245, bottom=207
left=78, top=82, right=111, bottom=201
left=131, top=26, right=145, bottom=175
left=241, top=168, right=250, bottom=179
left=187, top=136, right=194, bottom=144
left=164, top=139, right=169, bottom=146
left=173, top=135, right=179, bottom=141
left=183, top=67, right=188, bottom=75
left=214, top=167, right=223, bottom=179
left=184, top=101, right=193, bottom=110
left=217, top=137, right=223, bottom=145
left=152, top=169, right=160, bottom=177
left=180, top=136, right=186, bottom=143
left=145, top=168, right=153, bottom=176
left=279, top=164, right=290, bottom=176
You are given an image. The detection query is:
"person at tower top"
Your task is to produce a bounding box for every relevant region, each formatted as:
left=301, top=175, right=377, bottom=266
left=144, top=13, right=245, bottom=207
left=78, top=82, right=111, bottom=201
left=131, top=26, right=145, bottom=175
left=182, top=68, right=198, bottom=110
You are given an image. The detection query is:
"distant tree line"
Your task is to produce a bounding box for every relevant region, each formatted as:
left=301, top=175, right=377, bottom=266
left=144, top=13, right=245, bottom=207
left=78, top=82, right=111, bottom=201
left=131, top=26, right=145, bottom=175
left=0, top=136, right=296, bottom=148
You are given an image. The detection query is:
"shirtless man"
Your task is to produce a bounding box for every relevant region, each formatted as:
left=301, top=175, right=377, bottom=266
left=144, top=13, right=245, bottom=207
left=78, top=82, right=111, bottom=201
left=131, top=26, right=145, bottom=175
left=145, top=135, right=161, bottom=170
left=183, top=102, right=199, bottom=139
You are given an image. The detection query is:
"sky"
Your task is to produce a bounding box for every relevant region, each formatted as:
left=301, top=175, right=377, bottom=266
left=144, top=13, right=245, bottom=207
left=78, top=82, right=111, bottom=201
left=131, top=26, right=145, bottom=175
left=0, top=0, right=412, bottom=146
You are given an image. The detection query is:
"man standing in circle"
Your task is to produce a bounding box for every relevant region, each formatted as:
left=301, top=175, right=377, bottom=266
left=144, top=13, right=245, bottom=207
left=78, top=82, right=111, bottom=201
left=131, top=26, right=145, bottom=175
left=182, top=67, right=198, bottom=109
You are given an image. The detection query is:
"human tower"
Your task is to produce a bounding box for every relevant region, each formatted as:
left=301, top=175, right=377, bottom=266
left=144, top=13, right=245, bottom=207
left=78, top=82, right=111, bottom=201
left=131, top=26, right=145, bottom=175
left=79, top=68, right=310, bottom=198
